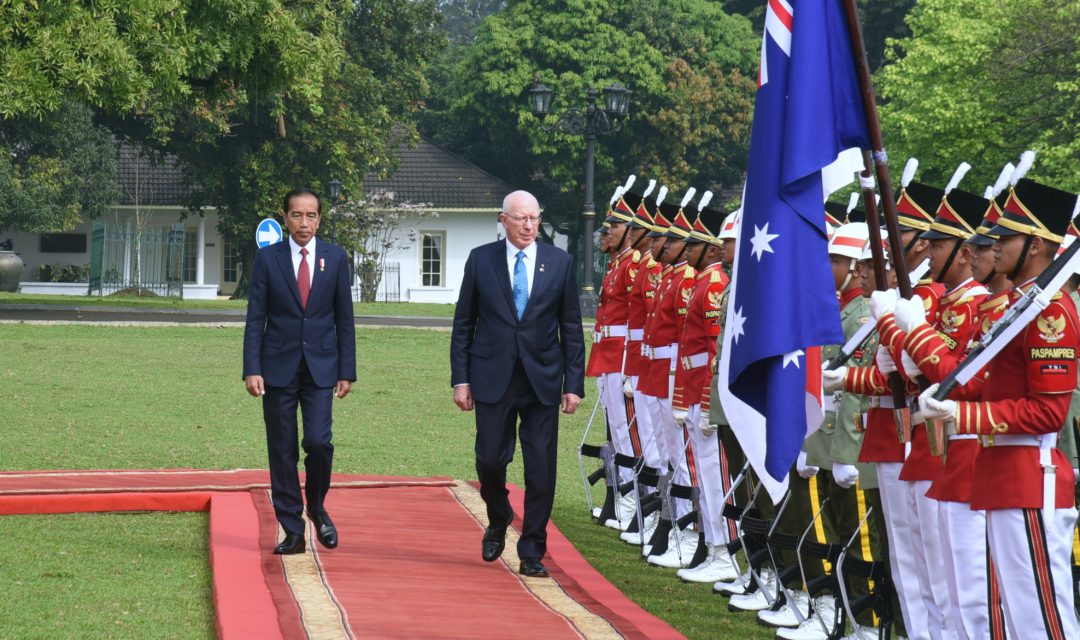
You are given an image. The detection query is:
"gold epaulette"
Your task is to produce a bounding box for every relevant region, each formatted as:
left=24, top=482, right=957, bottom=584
left=632, top=250, right=641, bottom=263
left=710, top=270, right=724, bottom=283
left=647, top=258, right=658, bottom=268
left=684, top=266, right=696, bottom=279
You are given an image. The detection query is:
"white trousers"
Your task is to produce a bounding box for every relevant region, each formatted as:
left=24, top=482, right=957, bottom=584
left=685, top=405, right=725, bottom=545
left=877, top=463, right=929, bottom=640
left=903, top=479, right=955, bottom=640
left=597, top=373, right=632, bottom=483
left=988, top=506, right=1079, bottom=640
left=644, top=392, right=692, bottom=520
left=939, top=500, right=1001, bottom=640
left=629, top=376, right=661, bottom=470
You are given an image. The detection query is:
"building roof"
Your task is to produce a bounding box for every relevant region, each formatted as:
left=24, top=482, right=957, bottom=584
left=363, top=137, right=514, bottom=210
left=116, top=143, right=196, bottom=207
left=114, top=136, right=513, bottom=211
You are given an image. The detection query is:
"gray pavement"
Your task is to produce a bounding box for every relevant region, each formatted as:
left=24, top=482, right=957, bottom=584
left=0, top=303, right=452, bottom=328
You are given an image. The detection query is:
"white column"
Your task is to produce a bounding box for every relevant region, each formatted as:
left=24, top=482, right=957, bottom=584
left=196, top=216, right=206, bottom=286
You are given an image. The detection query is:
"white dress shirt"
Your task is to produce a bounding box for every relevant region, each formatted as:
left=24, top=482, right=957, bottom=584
left=505, top=239, right=536, bottom=295
left=289, top=235, right=316, bottom=288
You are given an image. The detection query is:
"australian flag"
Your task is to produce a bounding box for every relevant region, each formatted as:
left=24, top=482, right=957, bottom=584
left=718, top=0, right=871, bottom=494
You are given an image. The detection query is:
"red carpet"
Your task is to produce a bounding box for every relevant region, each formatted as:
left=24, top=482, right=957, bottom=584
left=0, top=469, right=683, bottom=639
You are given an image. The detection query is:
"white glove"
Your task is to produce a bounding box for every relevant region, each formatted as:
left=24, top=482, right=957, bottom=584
left=823, top=366, right=847, bottom=392
left=918, top=383, right=957, bottom=421
left=832, top=462, right=860, bottom=489
left=673, top=409, right=688, bottom=426
left=797, top=451, right=819, bottom=479
left=623, top=376, right=634, bottom=398
left=869, top=289, right=898, bottom=321
left=699, top=412, right=718, bottom=436
left=901, top=351, right=922, bottom=378
left=894, top=295, right=927, bottom=333
left=875, top=346, right=897, bottom=374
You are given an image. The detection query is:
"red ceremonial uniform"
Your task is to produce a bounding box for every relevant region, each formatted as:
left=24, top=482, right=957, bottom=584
left=672, top=264, right=728, bottom=411
left=951, top=285, right=1079, bottom=510
left=624, top=251, right=661, bottom=378
left=586, top=246, right=635, bottom=376
left=639, top=263, right=695, bottom=399
left=899, top=280, right=994, bottom=502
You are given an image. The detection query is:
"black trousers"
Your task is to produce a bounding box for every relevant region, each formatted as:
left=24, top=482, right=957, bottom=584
left=263, top=358, right=335, bottom=536
left=473, top=360, right=559, bottom=560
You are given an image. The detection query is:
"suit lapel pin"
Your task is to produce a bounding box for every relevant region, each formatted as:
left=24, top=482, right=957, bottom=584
left=319, top=258, right=325, bottom=272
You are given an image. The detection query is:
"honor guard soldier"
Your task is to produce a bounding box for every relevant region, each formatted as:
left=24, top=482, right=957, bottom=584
left=620, top=185, right=668, bottom=545
left=587, top=181, right=641, bottom=529
left=668, top=194, right=735, bottom=581
left=918, top=157, right=1080, bottom=640
left=640, top=193, right=698, bottom=562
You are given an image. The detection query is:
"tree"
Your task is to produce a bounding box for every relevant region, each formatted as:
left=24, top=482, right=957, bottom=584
left=333, top=190, right=438, bottom=302
left=421, top=0, right=759, bottom=261
left=0, top=101, right=117, bottom=233
left=436, top=0, right=507, bottom=44
left=876, top=0, right=1079, bottom=192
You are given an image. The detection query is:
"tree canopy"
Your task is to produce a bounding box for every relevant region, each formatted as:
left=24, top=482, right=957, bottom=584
left=421, top=0, right=759, bottom=230
left=876, top=0, right=1079, bottom=192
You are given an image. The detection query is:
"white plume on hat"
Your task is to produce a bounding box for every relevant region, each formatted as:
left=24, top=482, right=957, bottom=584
left=655, top=186, right=668, bottom=207
left=901, top=158, right=919, bottom=189
left=992, top=163, right=1015, bottom=198
left=1011, top=150, right=1036, bottom=186
left=944, top=162, right=971, bottom=194
left=698, top=190, right=714, bottom=211
left=641, top=178, right=657, bottom=199
left=680, top=187, right=697, bottom=208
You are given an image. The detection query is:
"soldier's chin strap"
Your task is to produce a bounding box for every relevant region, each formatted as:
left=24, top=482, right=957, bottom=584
left=693, top=245, right=709, bottom=272
left=617, top=225, right=632, bottom=252
left=1008, top=235, right=1036, bottom=282
left=934, top=238, right=964, bottom=284
left=671, top=243, right=688, bottom=265
left=904, top=231, right=921, bottom=255
left=629, top=227, right=648, bottom=251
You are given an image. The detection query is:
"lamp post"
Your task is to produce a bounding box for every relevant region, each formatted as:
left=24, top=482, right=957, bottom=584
left=327, top=178, right=342, bottom=243
left=527, top=77, right=631, bottom=317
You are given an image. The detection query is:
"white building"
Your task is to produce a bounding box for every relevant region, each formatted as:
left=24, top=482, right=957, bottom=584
left=3, top=137, right=551, bottom=302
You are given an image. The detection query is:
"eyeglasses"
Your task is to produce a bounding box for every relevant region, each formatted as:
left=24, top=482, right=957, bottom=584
left=502, top=213, right=542, bottom=226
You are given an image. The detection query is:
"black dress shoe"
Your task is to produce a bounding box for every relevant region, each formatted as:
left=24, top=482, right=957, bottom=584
left=481, top=523, right=507, bottom=562
left=308, top=510, right=338, bottom=549
left=519, top=557, right=549, bottom=578
left=274, top=533, right=306, bottom=555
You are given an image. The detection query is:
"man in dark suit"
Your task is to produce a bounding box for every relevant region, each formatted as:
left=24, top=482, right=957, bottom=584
left=451, top=190, right=586, bottom=577
left=243, top=188, right=357, bottom=555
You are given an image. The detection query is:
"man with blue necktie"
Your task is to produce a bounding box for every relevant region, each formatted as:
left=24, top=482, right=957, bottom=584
left=451, top=190, right=586, bottom=577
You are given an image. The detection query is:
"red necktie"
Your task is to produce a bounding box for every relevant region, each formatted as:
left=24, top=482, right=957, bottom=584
left=298, top=247, right=310, bottom=309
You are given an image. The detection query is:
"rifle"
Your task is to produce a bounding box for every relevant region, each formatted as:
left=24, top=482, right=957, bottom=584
left=834, top=506, right=893, bottom=639
left=933, top=237, right=1080, bottom=401
left=797, top=496, right=841, bottom=638
left=576, top=391, right=609, bottom=519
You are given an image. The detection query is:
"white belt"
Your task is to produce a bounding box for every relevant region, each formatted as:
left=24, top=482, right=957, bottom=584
left=982, top=433, right=1058, bottom=516
left=648, top=346, right=672, bottom=360
left=949, top=434, right=978, bottom=441
left=870, top=396, right=897, bottom=409
left=680, top=352, right=709, bottom=370
left=668, top=344, right=679, bottom=372
left=592, top=324, right=628, bottom=342
left=628, top=328, right=644, bottom=341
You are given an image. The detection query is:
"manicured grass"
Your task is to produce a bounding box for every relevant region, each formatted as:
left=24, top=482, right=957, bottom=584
left=0, top=324, right=771, bottom=639
left=0, top=292, right=456, bottom=318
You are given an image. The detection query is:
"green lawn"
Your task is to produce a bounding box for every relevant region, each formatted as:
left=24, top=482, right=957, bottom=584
left=0, top=324, right=770, bottom=639
left=0, top=291, right=456, bottom=318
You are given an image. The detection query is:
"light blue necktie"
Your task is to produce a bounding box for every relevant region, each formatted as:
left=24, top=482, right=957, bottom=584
left=513, top=250, right=529, bottom=320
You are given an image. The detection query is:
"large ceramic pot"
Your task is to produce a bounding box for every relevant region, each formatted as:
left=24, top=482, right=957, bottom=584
left=0, top=251, right=24, bottom=292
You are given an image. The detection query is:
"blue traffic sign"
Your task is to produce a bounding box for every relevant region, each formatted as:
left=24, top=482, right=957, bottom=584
left=255, top=218, right=283, bottom=248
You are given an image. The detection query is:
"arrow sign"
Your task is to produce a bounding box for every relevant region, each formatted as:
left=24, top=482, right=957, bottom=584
left=255, top=218, right=283, bottom=248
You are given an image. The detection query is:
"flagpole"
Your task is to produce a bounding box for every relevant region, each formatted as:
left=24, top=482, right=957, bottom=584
left=860, top=150, right=888, bottom=291
left=841, top=0, right=911, bottom=298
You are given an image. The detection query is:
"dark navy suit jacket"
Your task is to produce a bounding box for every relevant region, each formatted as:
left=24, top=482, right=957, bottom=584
left=451, top=240, right=585, bottom=406
left=243, top=238, right=357, bottom=388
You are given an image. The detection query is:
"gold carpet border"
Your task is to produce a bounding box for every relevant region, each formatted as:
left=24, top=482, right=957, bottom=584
left=449, top=480, right=623, bottom=640
left=277, top=500, right=353, bottom=640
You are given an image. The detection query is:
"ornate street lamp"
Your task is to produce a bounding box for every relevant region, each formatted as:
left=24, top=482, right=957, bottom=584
left=327, top=178, right=342, bottom=243
left=527, top=76, right=632, bottom=317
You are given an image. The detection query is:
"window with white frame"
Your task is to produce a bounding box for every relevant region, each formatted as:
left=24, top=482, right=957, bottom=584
left=183, top=229, right=197, bottom=283
left=420, top=232, right=445, bottom=287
